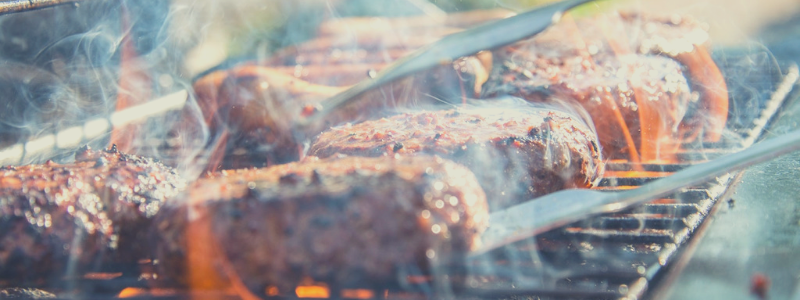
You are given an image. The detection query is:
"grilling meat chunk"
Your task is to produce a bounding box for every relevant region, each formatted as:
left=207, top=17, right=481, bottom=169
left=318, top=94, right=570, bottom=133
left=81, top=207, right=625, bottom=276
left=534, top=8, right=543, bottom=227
left=483, top=12, right=728, bottom=162
left=0, top=146, right=185, bottom=284
left=486, top=53, right=693, bottom=162
left=308, top=101, right=603, bottom=210
left=190, top=11, right=505, bottom=171
left=152, top=155, right=488, bottom=293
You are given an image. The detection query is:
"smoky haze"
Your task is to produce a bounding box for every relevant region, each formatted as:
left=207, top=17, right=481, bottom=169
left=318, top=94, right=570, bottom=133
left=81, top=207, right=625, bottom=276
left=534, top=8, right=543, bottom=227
left=0, top=0, right=214, bottom=178
left=0, top=1, right=793, bottom=296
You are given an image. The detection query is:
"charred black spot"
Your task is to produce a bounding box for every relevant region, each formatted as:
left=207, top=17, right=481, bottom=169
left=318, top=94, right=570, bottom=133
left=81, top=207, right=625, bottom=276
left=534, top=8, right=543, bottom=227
left=469, top=118, right=481, bottom=124
left=279, top=173, right=303, bottom=185
left=434, top=133, right=442, bottom=140
left=94, top=157, right=109, bottom=168
left=75, top=145, right=93, bottom=161
left=106, top=144, right=118, bottom=153
left=590, top=141, right=599, bottom=153
left=528, top=128, right=541, bottom=139
left=447, top=111, right=461, bottom=117
left=393, top=142, right=404, bottom=152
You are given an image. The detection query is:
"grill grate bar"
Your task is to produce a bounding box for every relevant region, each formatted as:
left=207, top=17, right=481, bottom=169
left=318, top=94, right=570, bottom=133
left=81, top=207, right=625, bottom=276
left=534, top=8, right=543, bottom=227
left=598, top=176, right=718, bottom=189
left=592, top=215, right=687, bottom=230
left=605, top=162, right=692, bottom=172
left=636, top=203, right=702, bottom=216
left=560, top=228, right=678, bottom=244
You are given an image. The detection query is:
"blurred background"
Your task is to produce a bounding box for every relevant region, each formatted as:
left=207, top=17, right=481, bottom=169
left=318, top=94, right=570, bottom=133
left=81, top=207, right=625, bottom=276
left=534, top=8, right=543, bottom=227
left=172, top=0, right=800, bottom=76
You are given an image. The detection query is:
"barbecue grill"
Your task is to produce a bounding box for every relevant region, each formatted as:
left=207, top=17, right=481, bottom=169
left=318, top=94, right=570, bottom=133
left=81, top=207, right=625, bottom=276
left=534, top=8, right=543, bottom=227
left=1, top=1, right=799, bottom=299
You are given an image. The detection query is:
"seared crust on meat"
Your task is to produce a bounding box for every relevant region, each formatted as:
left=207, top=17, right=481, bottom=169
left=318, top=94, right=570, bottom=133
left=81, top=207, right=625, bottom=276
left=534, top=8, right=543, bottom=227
left=485, top=53, right=692, bottom=162
left=152, top=155, right=488, bottom=292
left=190, top=11, right=502, bottom=171
left=484, top=12, right=728, bottom=161
left=308, top=101, right=603, bottom=210
left=0, top=146, right=185, bottom=284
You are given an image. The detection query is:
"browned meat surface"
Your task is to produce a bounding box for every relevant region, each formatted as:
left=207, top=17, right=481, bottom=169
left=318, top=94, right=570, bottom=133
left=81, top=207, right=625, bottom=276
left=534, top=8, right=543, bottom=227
left=483, top=12, right=728, bottom=162
left=0, top=146, right=185, bottom=285
left=192, top=64, right=433, bottom=170
left=152, top=155, right=488, bottom=293
left=486, top=52, right=692, bottom=162
left=308, top=100, right=603, bottom=210
left=190, top=10, right=504, bottom=171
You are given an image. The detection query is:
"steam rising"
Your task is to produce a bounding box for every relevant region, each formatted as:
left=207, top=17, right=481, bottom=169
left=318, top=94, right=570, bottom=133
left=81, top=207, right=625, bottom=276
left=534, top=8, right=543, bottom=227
left=0, top=0, right=788, bottom=298
left=0, top=1, right=212, bottom=179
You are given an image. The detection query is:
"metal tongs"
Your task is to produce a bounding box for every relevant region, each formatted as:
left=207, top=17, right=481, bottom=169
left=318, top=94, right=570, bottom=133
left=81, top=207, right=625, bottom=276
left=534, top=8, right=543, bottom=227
left=0, top=0, right=82, bottom=15
left=294, top=0, right=600, bottom=134
left=474, top=129, right=800, bottom=255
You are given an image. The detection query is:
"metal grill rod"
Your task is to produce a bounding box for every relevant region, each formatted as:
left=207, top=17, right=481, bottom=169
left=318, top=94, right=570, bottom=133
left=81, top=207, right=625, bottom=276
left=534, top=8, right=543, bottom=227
left=0, top=90, right=188, bottom=166
left=0, top=0, right=84, bottom=15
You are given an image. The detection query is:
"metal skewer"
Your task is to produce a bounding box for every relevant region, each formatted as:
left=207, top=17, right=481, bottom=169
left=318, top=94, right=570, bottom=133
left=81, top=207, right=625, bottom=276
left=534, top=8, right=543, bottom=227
left=0, top=90, right=188, bottom=166
left=0, top=0, right=83, bottom=15
left=474, top=128, right=800, bottom=255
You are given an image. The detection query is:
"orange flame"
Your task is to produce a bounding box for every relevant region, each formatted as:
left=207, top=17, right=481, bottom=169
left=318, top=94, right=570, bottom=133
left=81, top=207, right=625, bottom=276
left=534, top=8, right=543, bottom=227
left=295, top=286, right=330, bottom=298
left=110, top=3, right=152, bottom=152
left=341, top=289, right=375, bottom=299
left=185, top=205, right=262, bottom=300
left=559, top=15, right=642, bottom=164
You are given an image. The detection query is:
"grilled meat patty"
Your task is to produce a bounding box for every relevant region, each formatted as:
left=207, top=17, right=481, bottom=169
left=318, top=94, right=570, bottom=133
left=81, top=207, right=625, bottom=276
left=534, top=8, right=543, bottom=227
left=486, top=53, right=693, bottom=162
left=0, top=146, right=185, bottom=284
left=483, top=12, right=728, bottom=161
left=308, top=100, right=603, bottom=210
left=152, top=155, right=488, bottom=293
left=190, top=11, right=503, bottom=171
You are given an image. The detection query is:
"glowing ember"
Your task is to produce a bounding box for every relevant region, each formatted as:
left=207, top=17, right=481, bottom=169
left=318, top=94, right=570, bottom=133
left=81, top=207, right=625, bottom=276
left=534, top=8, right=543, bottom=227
left=604, top=170, right=673, bottom=178
left=295, top=285, right=330, bottom=298
left=341, top=289, right=375, bottom=299
left=83, top=272, right=122, bottom=280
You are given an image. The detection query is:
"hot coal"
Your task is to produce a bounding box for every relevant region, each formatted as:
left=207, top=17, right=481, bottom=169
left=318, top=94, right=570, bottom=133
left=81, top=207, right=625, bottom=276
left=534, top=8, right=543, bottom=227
left=308, top=100, right=603, bottom=210
left=152, top=155, right=488, bottom=293
left=0, top=146, right=186, bottom=284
